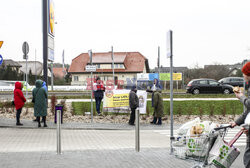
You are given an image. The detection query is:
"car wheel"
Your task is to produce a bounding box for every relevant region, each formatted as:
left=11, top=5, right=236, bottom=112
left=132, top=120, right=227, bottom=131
left=192, top=89, right=200, bottom=95
left=223, top=89, right=230, bottom=94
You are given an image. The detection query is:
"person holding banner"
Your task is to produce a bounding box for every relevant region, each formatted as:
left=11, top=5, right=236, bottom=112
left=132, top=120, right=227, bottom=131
left=129, top=85, right=139, bottom=125
left=93, top=77, right=105, bottom=116
left=231, top=62, right=250, bottom=168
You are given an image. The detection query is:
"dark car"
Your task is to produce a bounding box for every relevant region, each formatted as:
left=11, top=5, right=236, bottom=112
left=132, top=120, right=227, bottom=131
left=218, top=77, right=245, bottom=87
left=186, top=78, right=233, bottom=94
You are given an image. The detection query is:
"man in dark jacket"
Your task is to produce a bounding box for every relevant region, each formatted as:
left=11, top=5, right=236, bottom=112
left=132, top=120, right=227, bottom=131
left=129, top=85, right=139, bottom=125
left=231, top=62, right=250, bottom=168
left=93, top=77, right=105, bottom=116
left=14, top=82, right=26, bottom=126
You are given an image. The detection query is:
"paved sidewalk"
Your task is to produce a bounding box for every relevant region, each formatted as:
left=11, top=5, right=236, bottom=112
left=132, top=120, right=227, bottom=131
left=0, top=149, right=195, bottom=168
left=0, top=117, right=245, bottom=168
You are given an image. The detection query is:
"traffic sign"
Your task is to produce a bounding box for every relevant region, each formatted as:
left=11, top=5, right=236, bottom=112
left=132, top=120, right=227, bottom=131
left=0, top=55, right=3, bottom=65
left=86, top=65, right=96, bottom=72
left=22, top=42, right=29, bottom=59
left=0, top=41, right=3, bottom=48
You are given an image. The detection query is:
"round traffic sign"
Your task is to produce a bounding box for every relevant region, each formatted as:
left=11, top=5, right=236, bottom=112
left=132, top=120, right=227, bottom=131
left=0, top=54, right=3, bottom=65
left=22, top=41, right=29, bottom=55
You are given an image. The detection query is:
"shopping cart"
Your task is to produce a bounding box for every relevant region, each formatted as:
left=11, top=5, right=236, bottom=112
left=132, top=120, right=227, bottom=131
left=173, top=124, right=244, bottom=168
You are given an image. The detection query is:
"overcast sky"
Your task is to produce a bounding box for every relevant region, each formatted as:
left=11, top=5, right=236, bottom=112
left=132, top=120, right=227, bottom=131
left=0, top=0, right=250, bottom=69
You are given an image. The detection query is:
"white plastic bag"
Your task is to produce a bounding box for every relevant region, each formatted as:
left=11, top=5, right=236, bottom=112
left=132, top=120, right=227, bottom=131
left=177, top=117, right=200, bottom=135
left=245, top=112, right=250, bottom=124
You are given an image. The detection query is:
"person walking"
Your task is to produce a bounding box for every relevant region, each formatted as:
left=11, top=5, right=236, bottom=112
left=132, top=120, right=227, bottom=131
left=129, top=85, right=139, bottom=125
left=231, top=62, right=250, bottom=168
left=151, top=88, right=164, bottom=125
left=93, top=77, right=105, bottom=116
left=14, top=81, right=26, bottom=126
left=32, top=80, right=48, bottom=127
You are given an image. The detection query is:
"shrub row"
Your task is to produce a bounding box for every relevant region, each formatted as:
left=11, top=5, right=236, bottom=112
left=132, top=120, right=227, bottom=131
left=71, top=100, right=244, bottom=116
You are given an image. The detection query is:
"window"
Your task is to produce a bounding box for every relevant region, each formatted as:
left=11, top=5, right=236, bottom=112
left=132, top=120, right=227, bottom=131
left=74, top=76, right=79, bottom=81
left=120, top=64, right=124, bottom=68
left=96, top=64, right=100, bottom=69
left=199, top=80, right=207, bottom=84
left=209, top=80, right=218, bottom=85
left=115, top=64, right=119, bottom=68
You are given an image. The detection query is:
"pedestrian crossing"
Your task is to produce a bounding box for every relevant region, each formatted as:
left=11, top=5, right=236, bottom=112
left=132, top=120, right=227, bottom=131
left=154, top=128, right=247, bottom=147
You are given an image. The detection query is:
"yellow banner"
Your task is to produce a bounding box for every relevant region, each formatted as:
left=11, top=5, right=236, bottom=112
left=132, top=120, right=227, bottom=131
left=106, top=93, right=129, bottom=107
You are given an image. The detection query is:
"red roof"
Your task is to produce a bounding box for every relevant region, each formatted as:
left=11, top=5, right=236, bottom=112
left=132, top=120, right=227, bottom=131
left=53, top=67, right=67, bottom=78
left=68, top=52, right=149, bottom=73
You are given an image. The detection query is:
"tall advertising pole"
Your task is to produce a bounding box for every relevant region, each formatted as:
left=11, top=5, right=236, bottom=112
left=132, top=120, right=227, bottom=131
left=167, top=30, right=174, bottom=154
left=42, top=0, right=48, bottom=86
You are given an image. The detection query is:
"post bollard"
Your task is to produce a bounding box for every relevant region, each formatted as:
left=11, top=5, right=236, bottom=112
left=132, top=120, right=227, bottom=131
left=135, top=109, right=140, bottom=152
left=57, top=109, right=62, bottom=154
left=55, top=105, right=63, bottom=124
left=55, top=105, right=63, bottom=155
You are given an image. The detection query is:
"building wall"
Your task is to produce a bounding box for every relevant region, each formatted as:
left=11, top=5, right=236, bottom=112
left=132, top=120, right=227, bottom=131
left=71, top=73, right=137, bottom=86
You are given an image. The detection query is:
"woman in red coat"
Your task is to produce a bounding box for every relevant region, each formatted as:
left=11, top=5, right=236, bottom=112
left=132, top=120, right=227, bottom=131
left=14, top=82, right=26, bottom=125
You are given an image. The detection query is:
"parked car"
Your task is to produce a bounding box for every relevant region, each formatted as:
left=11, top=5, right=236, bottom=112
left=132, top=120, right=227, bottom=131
left=218, top=77, right=245, bottom=87
left=186, top=78, right=234, bottom=94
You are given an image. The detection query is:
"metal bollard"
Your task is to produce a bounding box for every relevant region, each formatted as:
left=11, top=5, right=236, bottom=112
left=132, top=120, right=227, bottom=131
left=57, top=109, right=62, bottom=154
left=135, top=109, right=140, bottom=152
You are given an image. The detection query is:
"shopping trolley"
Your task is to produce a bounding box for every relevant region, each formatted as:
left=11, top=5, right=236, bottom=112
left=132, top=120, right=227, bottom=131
left=173, top=124, right=244, bottom=168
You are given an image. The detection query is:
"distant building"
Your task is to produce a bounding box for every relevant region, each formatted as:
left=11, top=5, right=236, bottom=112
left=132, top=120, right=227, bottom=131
left=204, top=60, right=250, bottom=76
left=68, top=52, right=150, bottom=86
left=17, top=61, right=51, bottom=77
left=53, top=67, right=67, bottom=79
left=152, top=66, right=188, bottom=73
left=2, top=59, right=22, bottom=73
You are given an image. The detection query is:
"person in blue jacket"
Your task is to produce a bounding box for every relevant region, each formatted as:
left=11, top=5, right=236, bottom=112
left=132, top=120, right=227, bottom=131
left=42, top=81, right=48, bottom=92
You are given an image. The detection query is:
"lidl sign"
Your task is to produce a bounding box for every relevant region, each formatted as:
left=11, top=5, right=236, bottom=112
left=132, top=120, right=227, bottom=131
left=48, top=0, right=55, bottom=36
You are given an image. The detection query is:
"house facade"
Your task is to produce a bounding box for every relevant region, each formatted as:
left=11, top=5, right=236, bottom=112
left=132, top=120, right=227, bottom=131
left=68, top=52, right=150, bottom=86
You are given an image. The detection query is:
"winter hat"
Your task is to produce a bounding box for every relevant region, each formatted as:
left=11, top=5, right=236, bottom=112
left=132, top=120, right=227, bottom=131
left=131, top=85, right=137, bottom=91
left=242, top=62, right=250, bottom=76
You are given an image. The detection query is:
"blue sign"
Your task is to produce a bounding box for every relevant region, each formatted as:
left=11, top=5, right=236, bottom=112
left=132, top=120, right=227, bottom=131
left=0, top=54, right=3, bottom=65
left=149, top=73, right=159, bottom=81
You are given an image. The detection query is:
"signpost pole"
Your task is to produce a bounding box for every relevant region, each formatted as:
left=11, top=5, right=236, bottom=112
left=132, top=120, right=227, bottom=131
left=22, top=42, right=29, bottom=99
left=167, top=30, right=174, bottom=154
left=88, top=50, right=93, bottom=123
left=111, top=46, right=115, bottom=87
left=26, top=56, right=28, bottom=98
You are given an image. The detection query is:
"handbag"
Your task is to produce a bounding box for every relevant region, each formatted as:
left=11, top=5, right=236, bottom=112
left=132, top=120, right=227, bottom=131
left=11, top=100, right=15, bottom=106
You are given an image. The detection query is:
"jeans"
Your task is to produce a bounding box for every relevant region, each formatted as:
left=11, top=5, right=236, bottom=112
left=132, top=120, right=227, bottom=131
left=95, top=97, right=102, bottom=114
left=16, top=108, right=22, bottom=123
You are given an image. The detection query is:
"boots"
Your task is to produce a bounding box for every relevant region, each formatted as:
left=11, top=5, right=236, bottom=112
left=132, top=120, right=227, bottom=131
left=157, top=117, right=162, bottom=125
left=43, top=116, right=47, bottom=127
left=150, top=117, right=157, bottom=124
left=37, top=117, right=41, bottom=127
